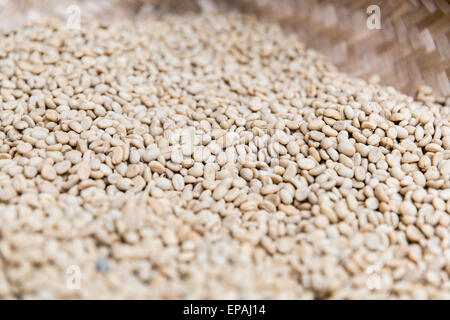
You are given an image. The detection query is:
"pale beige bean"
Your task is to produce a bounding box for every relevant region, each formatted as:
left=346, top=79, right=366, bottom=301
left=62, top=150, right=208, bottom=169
left=297, top=158, right=316, bottom=170
left=172, top=174, right=184, bottom=191
left=41, top=164, right=57, bottom=181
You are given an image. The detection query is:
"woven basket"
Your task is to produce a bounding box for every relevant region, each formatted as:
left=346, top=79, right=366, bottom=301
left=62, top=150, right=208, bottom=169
left=1, top=0, right=448, bottom=98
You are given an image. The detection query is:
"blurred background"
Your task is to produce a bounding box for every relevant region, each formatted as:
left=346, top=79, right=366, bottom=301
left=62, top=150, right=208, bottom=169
left=0, top=0, right=448, bottom=98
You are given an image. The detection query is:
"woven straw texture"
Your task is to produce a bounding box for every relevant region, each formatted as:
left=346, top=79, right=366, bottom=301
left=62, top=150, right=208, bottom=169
left=1, top=0, right=449, bottom=97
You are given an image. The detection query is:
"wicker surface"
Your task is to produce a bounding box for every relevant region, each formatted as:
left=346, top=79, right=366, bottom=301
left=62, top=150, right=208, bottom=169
left=0, top=0, right=448, bottom=97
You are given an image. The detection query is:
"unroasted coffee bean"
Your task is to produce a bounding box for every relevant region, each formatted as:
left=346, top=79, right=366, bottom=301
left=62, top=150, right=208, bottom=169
left=0, top=14, right=448, bottom=300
